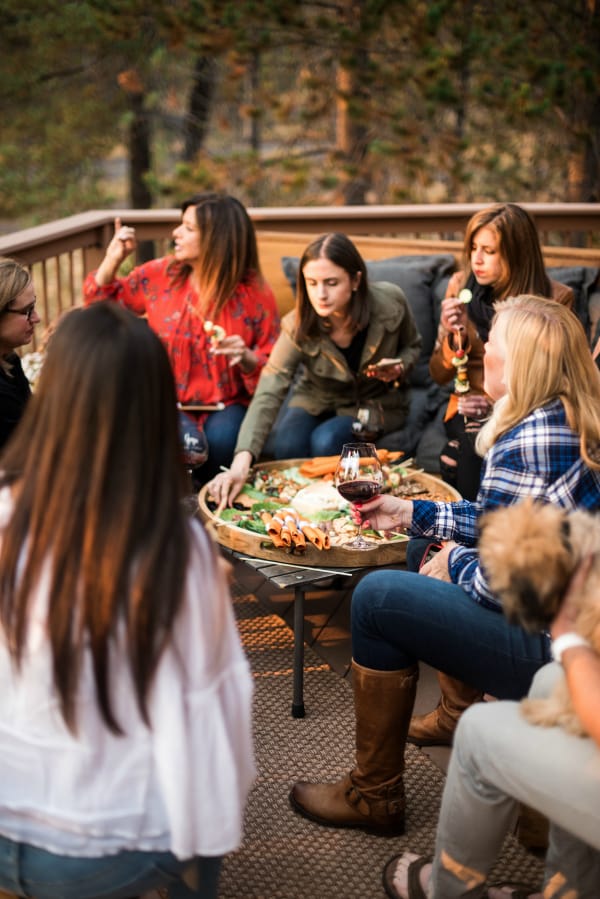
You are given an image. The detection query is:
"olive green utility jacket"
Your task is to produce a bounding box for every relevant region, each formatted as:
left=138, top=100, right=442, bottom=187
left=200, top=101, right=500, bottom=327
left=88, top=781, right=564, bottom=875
left=234, top=282, right=422, bottom=461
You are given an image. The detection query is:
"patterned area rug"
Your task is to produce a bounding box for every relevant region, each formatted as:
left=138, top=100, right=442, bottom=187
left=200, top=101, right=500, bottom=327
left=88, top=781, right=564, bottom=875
left=220, top=590, right=544, bottom=899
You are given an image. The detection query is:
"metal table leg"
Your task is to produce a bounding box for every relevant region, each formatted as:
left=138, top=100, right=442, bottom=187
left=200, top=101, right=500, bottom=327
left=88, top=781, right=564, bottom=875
left=292, top=583, right=306, bottom=718
left=225, top=551, right=357, bottom=716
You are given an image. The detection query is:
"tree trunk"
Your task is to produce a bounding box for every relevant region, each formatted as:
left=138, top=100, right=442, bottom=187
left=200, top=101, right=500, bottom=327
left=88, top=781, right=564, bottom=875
left=336, top=57, right=370, bottom=205
left=581, top=94, right=600, bottom=202
left=183, top=56, right=217, bottom=162
left=128, top=91, right=153, bottom=261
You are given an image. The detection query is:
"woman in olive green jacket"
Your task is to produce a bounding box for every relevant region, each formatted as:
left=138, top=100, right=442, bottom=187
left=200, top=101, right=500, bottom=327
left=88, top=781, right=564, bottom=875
left=208, top=232, right=422, bottom=508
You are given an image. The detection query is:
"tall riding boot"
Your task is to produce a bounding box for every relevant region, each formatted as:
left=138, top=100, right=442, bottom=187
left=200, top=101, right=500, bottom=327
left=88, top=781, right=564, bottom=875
left=289, top=659, right=418, bottom=835
left=407, top=670, right=483, bottom=747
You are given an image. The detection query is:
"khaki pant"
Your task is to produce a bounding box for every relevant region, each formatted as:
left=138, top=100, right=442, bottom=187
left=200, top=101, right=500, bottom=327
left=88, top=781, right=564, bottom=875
left=429, top=663, right=600, bottom=898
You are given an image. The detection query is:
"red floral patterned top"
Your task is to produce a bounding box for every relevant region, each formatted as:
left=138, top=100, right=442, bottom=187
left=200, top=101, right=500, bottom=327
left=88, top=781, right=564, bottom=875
left=83, top=257, right=280, bottom=410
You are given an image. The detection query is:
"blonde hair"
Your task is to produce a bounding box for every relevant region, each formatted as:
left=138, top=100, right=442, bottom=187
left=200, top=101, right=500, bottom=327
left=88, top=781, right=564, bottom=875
left=0, top=257, right=31, bottom=313
left=476, top=295, right=600, bottom=470
left=0, top=258, right=33, bottom=373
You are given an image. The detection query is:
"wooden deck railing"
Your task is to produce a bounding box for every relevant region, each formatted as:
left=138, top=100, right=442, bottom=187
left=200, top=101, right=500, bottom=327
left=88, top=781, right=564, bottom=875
left=0, top=203, right=599, bottom=348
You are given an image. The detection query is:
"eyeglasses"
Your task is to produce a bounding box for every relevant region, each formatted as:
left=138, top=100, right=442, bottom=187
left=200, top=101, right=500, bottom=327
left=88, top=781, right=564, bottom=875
left=4, top=302, right=37, bottom=322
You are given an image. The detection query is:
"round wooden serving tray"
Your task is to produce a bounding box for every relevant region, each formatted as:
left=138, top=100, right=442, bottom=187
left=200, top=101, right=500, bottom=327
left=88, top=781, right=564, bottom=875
left=197, top=459, right=461, bottom=569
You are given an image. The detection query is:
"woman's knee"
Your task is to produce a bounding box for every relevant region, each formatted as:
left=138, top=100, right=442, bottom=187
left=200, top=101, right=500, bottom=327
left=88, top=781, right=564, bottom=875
left=352, top=573, right=378, bottom=625
left=310, top=416, right=354, bottom=456
left=529, top=661, right=563, bottom=699
left=452, top=702, right=499, bottom=777
left=273, top=408, right=315, bottom=458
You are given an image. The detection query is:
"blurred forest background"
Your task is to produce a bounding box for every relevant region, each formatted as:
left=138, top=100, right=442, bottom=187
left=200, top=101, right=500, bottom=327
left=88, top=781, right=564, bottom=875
left=1, top=0, right=599, bottom=231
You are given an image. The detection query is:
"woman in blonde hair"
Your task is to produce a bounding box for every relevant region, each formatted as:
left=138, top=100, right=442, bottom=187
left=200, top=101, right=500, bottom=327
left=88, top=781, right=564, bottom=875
left=83, top=192, right=279, bottom=483
left=0, top=257, right=40, bottom=448
left=288, top=295, right=600, bottom=843
left=431, top=203, right=573, bottom=501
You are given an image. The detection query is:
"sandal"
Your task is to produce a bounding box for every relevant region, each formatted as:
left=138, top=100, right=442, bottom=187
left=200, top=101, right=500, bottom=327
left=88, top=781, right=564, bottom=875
left=382, top=853, right=432, bottom=899
left=487, top=882, right=538, bottom=898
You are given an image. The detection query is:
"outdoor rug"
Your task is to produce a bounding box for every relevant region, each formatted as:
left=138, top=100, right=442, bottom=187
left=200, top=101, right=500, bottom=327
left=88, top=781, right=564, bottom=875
left=219, top=589, right=545, bottom=899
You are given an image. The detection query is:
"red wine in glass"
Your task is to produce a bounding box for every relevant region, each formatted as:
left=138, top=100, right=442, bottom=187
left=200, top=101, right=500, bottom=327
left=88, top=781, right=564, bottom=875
left=334, top=442, right=384, bottom=550
left=352, top=400, right=385, bottom=443
left=351, top=423, right=385, bottom=442
left=337, top=480, right=381, bottom=503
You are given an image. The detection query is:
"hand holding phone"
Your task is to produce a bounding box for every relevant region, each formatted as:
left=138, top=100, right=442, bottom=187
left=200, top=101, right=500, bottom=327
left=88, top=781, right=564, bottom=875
left=365, top=358, right=404, bottom=382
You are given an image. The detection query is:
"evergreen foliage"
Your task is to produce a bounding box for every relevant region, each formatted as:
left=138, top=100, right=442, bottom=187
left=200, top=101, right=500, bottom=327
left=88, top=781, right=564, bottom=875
left=0, top=0, right=598, bottom=226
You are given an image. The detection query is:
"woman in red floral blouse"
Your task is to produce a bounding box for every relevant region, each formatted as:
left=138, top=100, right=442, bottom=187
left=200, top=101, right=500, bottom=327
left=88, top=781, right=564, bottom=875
left=83, top=192, right=280, bottom=482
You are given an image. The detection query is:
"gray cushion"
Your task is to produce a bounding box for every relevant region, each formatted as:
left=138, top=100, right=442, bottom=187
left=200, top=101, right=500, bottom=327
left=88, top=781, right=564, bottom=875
left=436, top=265, right=600, bottom=336
left=546, top=265, right=599, bottom=332
left=281, top=254, right=456, bottom=387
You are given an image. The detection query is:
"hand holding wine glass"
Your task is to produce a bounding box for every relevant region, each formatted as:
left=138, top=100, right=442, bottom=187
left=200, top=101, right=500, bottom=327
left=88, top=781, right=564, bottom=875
left=334, top=442, right=384, bottom=550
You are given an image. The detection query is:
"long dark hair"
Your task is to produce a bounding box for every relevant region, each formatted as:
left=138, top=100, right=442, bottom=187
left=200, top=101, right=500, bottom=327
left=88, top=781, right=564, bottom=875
left=170, top=191, right=263, bottom=316
left=0, top=303, right=191, bottom=734
left=294, top=233, right=369, bottom=342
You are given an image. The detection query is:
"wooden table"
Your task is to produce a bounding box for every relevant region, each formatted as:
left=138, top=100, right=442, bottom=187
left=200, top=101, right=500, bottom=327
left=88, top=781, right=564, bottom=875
left=199, top=461, right=460, bottom=716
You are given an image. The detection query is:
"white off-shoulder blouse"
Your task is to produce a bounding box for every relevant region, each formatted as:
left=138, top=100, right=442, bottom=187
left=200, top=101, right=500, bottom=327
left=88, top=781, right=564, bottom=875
left=0, top=489, right=255, bottom=860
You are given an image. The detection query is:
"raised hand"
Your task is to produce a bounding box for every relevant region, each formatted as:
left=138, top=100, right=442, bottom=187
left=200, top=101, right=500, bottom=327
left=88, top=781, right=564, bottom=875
left=440, top=295, right=468, bottom=333
left=95, top=217, right=137, bottom=286
left=107, top=217, right=137, bottom=266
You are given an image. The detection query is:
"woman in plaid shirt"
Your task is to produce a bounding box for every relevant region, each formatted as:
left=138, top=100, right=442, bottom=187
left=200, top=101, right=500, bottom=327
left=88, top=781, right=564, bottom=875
left=289, top=295, right=600, bottom=839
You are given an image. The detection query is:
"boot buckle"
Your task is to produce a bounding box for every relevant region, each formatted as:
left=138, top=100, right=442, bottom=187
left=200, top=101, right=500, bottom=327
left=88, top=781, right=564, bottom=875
left=345, top=783, right=371, bottom=817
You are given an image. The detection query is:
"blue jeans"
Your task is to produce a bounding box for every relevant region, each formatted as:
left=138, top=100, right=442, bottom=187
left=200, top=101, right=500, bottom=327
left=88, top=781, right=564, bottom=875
left=0, top=835, right=221, bottom=899
left=351, top=569, right=551, bottom=699
left=273, top=408, right=355, bottom=458
left=200, top=403, right=247, bottom=482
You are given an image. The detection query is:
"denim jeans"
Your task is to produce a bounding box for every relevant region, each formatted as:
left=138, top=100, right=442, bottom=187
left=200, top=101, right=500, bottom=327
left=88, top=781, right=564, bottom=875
left=0, top=836, right=221, bottom=899
left=200, top=403, right=247, bottom=482
left=273, top=407, right=355, bottom=459
left=351, top=569, right=551, bottom=699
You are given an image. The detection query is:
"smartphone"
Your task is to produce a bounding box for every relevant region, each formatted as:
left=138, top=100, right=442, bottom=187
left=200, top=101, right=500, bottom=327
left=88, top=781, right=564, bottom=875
left=365, top=358, right=403, bottom=377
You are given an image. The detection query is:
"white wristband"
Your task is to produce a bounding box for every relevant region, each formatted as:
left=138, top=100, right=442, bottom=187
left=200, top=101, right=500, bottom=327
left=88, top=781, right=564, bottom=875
left=551, top=632, right=591, bottom=664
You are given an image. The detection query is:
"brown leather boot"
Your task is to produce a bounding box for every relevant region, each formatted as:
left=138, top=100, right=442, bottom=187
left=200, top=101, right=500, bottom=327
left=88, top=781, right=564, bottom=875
left=289, top=660, right=418, bottom=835
left=407, top=671, right=483, bottom=747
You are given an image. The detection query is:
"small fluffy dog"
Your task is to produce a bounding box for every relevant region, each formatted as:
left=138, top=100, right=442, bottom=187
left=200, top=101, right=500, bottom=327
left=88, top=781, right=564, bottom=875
left=478, top=497, right=600, bottom=736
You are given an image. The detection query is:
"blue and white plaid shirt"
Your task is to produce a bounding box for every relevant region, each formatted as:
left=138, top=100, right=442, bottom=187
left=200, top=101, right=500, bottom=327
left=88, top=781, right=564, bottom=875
left=410, top=398, right=600, bottom=610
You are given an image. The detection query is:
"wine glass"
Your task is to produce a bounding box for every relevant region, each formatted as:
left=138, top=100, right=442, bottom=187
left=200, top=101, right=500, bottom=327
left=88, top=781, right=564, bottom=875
left=179, top=412, right=209, bottom=482
left=352, top=399, right=385, bottom=443
left=334, top=442, right=384, bottom=550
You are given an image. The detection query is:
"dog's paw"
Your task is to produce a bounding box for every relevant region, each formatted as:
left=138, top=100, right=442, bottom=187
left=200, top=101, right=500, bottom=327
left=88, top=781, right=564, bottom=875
left=521, top=697, right=587, bottom=737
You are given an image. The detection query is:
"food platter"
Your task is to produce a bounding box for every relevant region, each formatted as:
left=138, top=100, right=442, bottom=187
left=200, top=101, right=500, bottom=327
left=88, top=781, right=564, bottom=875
left=197, top=457, right=461, bottom=569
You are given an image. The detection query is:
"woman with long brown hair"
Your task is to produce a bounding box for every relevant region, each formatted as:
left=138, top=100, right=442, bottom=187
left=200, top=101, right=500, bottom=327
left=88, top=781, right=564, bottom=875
left=208, top=231, right=422, bottom=509
left=431, top=203, right=573, bottom=502
left=0, top=302, right=254, bottom=898
left=83, top=191, right=280, bottom=483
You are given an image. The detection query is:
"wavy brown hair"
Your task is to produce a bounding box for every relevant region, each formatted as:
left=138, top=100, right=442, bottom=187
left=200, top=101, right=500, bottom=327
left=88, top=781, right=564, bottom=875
left=463, top=203, right=552, bottom=300
left=295, top=233, right=369, bottom=342
left=477, top=295, right=600, bottom=469
left=0, top=303, right=192, bottom=734
left=170, top=191, right=263, bottom=316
